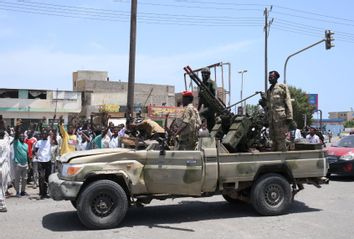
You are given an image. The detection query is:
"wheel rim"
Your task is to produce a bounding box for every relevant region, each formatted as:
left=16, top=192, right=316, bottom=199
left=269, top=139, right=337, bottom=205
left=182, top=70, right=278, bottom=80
left=264, top=183, right=284, bottom=207
left=91, top=191, right=116, bottom=217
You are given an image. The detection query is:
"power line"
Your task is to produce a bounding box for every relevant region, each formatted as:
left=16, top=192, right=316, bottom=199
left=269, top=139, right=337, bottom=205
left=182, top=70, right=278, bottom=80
left=272, top=25, right=354, bottom=44
left=1, top=0, right=354, bottom=39
left=138, top=1, right=262, bottom=12
left=274, top=4, right=354, bottom=23
left=272, top=10, right=354, bottom=28
left=167, top=0, right=354, bottom=25
left=0, top=0, right=263, bottom=25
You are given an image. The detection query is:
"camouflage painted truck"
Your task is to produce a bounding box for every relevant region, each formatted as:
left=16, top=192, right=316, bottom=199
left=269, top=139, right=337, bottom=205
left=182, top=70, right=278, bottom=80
left=48, top=137, right=328, bottom=229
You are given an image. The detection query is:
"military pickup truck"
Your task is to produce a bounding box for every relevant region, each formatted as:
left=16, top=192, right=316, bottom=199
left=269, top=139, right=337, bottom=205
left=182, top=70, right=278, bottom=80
left=49, top=137, right=328, bottom=229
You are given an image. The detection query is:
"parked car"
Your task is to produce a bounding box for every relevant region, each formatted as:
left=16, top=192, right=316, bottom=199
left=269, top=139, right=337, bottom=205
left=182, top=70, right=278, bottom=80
left=327, top=135, right=354, bottom=176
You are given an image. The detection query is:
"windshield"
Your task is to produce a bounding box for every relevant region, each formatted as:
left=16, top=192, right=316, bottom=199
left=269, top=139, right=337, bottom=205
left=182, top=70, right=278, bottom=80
left=336, top=136, right=354, bottom=148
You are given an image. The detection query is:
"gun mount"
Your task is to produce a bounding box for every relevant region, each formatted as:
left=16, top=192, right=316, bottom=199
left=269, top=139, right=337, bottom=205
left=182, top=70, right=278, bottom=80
left=184, top=65, right=264, bottom=152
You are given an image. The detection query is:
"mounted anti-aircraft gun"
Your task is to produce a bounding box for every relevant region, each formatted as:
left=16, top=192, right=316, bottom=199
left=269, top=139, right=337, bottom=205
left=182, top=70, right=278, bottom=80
left=184, top=65, right=263, bottom=152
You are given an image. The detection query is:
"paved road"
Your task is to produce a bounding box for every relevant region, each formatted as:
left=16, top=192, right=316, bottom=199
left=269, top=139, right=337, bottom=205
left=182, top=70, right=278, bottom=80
left=1, top=176, right=354, bottom=239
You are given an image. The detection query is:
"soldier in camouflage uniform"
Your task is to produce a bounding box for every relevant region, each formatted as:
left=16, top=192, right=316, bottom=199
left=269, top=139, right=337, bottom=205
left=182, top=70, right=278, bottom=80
left=265, top=71, right=293, bottom=151
left=198, top=67, right=217, bottom=132
left=175, top=91, right=201, bottom=150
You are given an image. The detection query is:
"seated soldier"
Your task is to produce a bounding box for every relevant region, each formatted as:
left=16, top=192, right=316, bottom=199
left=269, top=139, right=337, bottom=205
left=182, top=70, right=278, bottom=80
left=130, top=118, right=165, bottom=141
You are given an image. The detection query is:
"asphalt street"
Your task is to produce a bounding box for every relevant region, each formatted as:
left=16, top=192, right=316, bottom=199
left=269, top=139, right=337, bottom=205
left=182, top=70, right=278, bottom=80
left=1, top=175, right=354, bottom=239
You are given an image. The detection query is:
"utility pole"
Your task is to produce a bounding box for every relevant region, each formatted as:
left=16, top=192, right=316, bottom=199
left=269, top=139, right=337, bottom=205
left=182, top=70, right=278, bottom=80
left=126, top=0, right=137, bottom=121
left=264, top=6, right=273, bottom=93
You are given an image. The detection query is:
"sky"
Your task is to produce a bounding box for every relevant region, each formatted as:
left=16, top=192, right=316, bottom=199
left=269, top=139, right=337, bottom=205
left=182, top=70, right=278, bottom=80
left=0, top=0, right=353, bottom=118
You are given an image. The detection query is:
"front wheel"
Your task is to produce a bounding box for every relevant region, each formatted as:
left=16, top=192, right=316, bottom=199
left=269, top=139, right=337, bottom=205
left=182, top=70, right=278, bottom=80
left=77, top=180, right=128, bottom=229
left=251, top=173, right=291, bottom=216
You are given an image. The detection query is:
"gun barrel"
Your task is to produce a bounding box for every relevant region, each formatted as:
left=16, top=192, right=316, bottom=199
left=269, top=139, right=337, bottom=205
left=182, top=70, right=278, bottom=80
left=184, top=65, right=228, bottom=116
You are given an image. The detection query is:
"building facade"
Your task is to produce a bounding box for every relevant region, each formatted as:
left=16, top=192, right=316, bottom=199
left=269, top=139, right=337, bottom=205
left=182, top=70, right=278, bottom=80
left=0, top=88, right=82, bottom=128
left=328, top=111, right=354, bottom=122
left=73, top=70, right=175, bottom=119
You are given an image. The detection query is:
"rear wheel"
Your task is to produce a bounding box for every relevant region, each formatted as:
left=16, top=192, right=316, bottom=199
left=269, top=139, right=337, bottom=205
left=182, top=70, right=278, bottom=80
left=251, top=173, right=291, bottom=216
left=77, top=180, right=128, bottom=229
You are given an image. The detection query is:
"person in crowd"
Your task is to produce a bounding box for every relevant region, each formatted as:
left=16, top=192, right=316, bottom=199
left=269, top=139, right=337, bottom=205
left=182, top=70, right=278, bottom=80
left=59, top=116, right=77, bottom=155
left=24, top=129, right=37, bottom=185
left=290, top=122, right=303, bottom=142
left=13, top=119, right=29, bottom=197
left=117, top=124, right=126, bottom=148
left=76, top=130, right=92, bottom=151
left=92, top=127, right=109, bottom=149
left=49, top=130, right=59, bottom=173
left=316, top=128, right=325, bottom=146
left=109, top=127, right=120, bottom=148
left=101, top=127, right=111, bottom=149
left=306, top=127, right=321, bottom=144
left=328, top=130, right=333, bottom=143
left=175, top=91, right=201, bottom=150
left=0, top=118, right=11, bottom=212
left=34, top=130, right=52, bottom=199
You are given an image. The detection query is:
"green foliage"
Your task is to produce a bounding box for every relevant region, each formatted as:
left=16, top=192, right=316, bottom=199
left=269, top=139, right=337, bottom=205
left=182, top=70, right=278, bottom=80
left=344, top=120, right=354, bottom=128
left=245, top=104, right=259, bottom=115
left=288, top=86, right=314, bottom=129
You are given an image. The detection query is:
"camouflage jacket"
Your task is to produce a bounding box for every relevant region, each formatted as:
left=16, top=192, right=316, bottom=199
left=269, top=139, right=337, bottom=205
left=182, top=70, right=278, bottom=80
left=180, top=103, right=201, bottom=138
left=266, top=83, right=293, bottom=123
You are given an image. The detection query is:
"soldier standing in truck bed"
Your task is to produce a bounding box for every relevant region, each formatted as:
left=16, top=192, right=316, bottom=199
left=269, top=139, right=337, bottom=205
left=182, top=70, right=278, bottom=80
left=198, top=67, right=217, bottom=132
left=264, top=70, right=293, bottom=151
left=175, top=91, right=201, bottom=150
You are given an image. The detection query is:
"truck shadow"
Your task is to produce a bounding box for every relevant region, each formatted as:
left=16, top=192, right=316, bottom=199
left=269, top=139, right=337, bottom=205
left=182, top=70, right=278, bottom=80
left=42, top=199, right=320, bottom=232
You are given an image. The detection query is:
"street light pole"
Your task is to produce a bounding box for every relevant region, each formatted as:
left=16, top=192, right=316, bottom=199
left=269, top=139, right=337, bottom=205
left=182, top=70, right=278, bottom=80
left=238, top=70, right=247, bottom=114
left=283, top=39, right=325, bottom=84
left=284, top=30, right=334, bottom=84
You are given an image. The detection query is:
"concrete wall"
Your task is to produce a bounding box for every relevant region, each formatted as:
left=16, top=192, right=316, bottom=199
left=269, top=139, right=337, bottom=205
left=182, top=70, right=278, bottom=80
left=73, top=70, right=108, bottom=90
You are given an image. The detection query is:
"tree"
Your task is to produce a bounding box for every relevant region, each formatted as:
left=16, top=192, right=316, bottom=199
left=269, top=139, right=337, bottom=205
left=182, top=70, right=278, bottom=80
left=288, top=86, right=315, bottom=129
left=344, top=120, right=354, bottom=128
left=245, top=104, right=259, bottom=115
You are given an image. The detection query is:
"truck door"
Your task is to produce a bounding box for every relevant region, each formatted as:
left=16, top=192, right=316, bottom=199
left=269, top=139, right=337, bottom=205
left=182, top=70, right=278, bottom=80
left=144, top=150, right=203, bottom=196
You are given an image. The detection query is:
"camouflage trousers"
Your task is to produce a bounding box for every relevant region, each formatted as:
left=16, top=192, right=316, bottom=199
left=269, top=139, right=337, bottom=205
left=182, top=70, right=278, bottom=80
left=269, top=120, right=288, bottom=152
left=177, top=134, right=197, bottom=150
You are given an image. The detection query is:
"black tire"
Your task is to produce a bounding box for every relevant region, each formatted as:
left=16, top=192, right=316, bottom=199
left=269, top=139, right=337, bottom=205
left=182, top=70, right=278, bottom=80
left=70, top=200, right=77, bottom=209
left=76, top=180, right=128, bottom=229
left=251, top=173, right=291, bottom=216
left=222, top=194, right=242, bottom=204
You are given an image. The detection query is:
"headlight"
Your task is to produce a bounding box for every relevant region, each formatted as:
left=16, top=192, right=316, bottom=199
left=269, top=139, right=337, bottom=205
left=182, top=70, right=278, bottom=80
left=61, top=164, right=83, bottom=177
left=340, top=154, right=354, bottom=161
